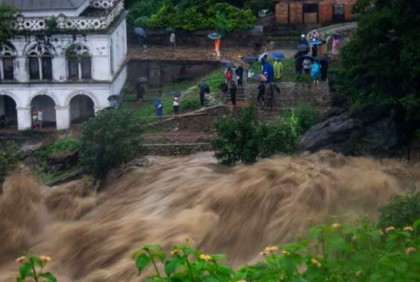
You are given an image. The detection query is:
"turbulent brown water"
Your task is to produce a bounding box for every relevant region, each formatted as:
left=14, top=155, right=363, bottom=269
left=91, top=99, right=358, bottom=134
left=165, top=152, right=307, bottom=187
left=0, top=151, right=419, bottom=281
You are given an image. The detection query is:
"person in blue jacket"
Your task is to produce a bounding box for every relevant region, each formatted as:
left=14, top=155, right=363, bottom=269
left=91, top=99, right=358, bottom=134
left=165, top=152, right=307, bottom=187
left=310, top=60, right=321, bottom=83
left=154, top=98, right=163, bottom=118
left=262, top=61, right=274, bottom=83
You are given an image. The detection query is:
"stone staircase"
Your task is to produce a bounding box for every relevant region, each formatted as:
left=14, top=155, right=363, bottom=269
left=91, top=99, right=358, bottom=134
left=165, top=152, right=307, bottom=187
left=222, top=86, right=249, bottom=106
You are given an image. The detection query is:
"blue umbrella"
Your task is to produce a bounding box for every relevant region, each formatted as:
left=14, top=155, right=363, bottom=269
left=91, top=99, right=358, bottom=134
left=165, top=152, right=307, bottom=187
left=208, top=32, right=221, bottom=40
left=134, top=27, right=146, bottom=37
left=270, top=50, right=285, bottom=60
left=310, top=39, right=323, bottom=45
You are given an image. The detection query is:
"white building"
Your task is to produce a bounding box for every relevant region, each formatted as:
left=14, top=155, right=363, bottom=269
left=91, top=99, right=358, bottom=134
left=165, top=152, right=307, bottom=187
left=0, top=0, right=127, bottom=130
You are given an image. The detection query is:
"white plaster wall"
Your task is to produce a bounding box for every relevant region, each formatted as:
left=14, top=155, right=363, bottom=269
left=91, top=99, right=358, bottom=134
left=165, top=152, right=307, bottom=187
left=110, top=20, right=127, bottom=77
left=111, top=65, right=127, bottom=96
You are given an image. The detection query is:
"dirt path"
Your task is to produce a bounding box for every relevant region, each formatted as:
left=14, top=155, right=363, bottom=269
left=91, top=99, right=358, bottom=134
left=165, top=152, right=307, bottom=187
left=127, top=44, right=296, bottom=62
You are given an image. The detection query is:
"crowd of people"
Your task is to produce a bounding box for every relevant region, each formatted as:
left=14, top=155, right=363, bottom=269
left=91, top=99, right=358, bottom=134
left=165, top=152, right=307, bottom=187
left=137, top=29, right=343, bottom=117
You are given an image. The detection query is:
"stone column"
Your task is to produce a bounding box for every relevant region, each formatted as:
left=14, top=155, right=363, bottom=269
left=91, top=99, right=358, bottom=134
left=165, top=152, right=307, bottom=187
left=16, top=107, right=31, bottom=130
left=55, top=105, right=70, bottom=130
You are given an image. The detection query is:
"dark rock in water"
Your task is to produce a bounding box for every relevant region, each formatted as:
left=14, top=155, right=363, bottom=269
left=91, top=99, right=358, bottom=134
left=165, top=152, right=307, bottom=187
left=298, top=104, right=400, bottom=156
left=47, top=150, right=79, bottom=171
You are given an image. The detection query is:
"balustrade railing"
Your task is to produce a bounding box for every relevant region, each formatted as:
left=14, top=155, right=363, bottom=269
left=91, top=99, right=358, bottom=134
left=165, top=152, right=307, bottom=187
left=11, top=0, right=124, bottom=32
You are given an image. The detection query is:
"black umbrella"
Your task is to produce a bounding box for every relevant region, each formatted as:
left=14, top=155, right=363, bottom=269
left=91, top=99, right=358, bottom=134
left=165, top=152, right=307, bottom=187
left=313, top=55, right=330, bottom=62
left=220, top=59, right=235, bottom=68
left=137, top=77, right=148, bottom=83
left=198, top=81, right=210, bottom=93
left=241, top=55, right=258, bottom=64
left=208, top=32, right=221, bottom=40
left=166, top=27, right=175, bottom=33
left=297, top=44, right=310, bottom=53
left=134, top=27, right=146, bottom=37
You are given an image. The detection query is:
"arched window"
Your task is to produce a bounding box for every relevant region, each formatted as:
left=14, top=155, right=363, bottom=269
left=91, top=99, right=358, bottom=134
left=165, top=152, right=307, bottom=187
left=0, top=42, right=16, bottom=80
left=28, top=43, right=53, bottom=80
left=66, top=44, right=91, bottom=80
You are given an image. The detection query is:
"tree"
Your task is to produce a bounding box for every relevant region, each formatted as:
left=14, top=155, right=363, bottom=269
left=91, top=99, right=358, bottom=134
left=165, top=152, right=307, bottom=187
left=79, top=109, right=143, bottom=180
left=0, top=4, right=16, bottom=42
left=338, top=0, right=420, bottom=118
left=127, top=0, right=256, bottom=32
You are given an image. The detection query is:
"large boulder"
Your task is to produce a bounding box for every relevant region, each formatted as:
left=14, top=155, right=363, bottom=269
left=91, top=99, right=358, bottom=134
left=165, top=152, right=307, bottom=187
left=298, top=104, right=400, bottom=156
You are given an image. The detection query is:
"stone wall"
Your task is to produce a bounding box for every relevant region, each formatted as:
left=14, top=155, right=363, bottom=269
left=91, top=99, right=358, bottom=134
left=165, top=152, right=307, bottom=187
left=140, top=143, right=212, bottom=156
left=245, top=81, right=331, bottom=109
left=127, top=60, right=220, bottom=87
left=145, top=106, right=242, bottom=133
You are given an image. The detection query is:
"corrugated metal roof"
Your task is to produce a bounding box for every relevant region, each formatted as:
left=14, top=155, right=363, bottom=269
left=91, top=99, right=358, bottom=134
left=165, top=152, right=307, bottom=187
left=0, top=0, right=88, bottom=11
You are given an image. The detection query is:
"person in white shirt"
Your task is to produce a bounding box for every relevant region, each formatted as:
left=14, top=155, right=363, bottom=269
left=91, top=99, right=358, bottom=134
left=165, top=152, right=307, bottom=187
left=37, top=110, right=43, bottom=128
left=173, top=95, right=180, bottom=115
left=169, top=32, right=176, bottom=49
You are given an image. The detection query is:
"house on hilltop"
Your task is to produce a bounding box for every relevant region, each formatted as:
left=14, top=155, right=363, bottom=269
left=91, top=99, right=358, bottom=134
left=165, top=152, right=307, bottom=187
left=275, top=0, right=357, bottom=25
left=0, top=0, right=127, bottom=130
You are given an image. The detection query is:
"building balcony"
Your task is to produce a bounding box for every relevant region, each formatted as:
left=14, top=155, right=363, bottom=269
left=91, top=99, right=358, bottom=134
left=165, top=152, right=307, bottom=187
left=10, top=0, right=124, bottom=33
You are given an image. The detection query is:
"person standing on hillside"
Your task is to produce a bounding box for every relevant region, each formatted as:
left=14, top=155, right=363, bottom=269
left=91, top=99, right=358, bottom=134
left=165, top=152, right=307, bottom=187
left=225, top=67, right=233, bottom=85
left=198, top=81, right=210, bottom=107
left=257, top=81, right=265, bottom=106
left=154, top=98, right=163, bottom=118
left=229, top=81, right=237, bottom=106
left=214, top=38, right=221, bottom=58
left=173, top=95, right=180, bottom=115
left=235, top=64, right=244, bottom=87
left=273, top=59, right=283, bottom=80
left=169, top=32, right=176, bottom=49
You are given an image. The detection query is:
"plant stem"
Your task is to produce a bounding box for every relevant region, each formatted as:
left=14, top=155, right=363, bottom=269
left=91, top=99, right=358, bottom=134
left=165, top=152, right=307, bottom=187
left=145, top=249, right=161, bottom=278
left=31, top=264, right=39, bottom=282
left=185, top=258, right=195, bottom=282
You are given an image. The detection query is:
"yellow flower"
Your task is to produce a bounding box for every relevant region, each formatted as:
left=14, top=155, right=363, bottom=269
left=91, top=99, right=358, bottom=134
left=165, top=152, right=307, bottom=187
left=281, top=250, right=290, bottom=255
left=403, top=226, right=414, bottom=232
left=237, top=280, right=247, bottom=282
left=16, top=256, right=26, bottom=263
left=406, top=247, right=416, bottom=255
left=385, top=226, right=395, bottom=233
left=311, top=258, right=322, bottom=268
left=40, top=256, right=52, bottom=263
left=170, top=249, right=182, bottom=256
left=264, top=246, right=278, bottom=253
left=199, top=254, right=212, bottom=261
left=331, top=223, right=341, bottom=229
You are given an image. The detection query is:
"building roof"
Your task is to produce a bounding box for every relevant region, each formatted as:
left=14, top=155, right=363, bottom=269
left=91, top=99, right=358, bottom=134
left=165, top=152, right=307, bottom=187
left=0, top=0, right=88, bottom=11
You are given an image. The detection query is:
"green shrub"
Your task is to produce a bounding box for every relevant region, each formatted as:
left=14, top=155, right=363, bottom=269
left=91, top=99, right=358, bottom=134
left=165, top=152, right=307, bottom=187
left=16, top=221, right=420, bottom=281
left=181, top=98, right=200, bottom=112
left=378, top=192, right=420, bottom=229
left=211, top=107, right=260, bottom=164
left=212, top=105, right=317, bottom=164
left=0, top=141, right=19, bottom=183
left=44, top=139, right=80, bottom=156
left=131, top=221, right=420, bottom=281
left=79, top=109, right=143, bottom=180
left=15, top=254, right=56, bottom=282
